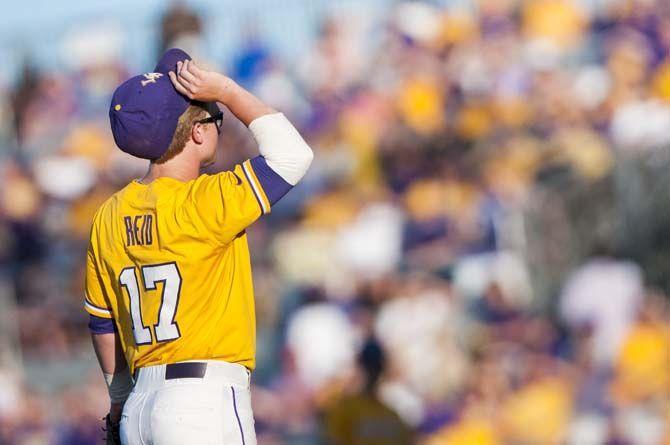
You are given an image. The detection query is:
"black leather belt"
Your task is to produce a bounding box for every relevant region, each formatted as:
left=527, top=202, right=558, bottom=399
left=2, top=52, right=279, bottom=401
left=165, top=362, right=207, bottom=380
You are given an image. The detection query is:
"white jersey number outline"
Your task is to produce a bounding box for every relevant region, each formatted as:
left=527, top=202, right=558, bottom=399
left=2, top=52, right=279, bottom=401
left=119, top=262, right=182, bottom=345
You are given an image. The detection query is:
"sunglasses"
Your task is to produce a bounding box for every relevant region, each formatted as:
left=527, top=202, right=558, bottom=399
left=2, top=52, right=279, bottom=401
left=195, top=111, right=224, bottom=135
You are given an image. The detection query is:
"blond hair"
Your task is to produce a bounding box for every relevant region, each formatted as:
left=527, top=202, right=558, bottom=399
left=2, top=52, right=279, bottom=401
left=154, top=103, right=208, bottom=164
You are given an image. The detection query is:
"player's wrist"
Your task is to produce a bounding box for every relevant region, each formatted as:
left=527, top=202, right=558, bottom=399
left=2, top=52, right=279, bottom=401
left=104, top=367, right=133, bottom=405
left=217, top=76, right=238, bottom=105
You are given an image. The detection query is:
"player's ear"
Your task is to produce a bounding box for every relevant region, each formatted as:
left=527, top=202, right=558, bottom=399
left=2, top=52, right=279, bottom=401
left=191, top=122, right=204, bottom=145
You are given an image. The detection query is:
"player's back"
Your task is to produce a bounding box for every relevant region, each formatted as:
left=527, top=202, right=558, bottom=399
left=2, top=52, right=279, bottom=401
left=85, top=161, right=269, bottom=373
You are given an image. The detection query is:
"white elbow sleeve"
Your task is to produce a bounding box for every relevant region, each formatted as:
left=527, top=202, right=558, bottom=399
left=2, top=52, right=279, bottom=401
left=248, top=113, right=314, bottom=185
left=104, top=368, right=134, bottom=404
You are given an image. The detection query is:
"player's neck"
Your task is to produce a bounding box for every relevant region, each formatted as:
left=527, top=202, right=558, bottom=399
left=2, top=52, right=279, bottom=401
left=141, top=153, right=202, bottom=184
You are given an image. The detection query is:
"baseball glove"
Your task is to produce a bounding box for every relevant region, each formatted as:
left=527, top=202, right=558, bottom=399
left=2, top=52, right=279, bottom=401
left=102, top=414, right=121, bottom=445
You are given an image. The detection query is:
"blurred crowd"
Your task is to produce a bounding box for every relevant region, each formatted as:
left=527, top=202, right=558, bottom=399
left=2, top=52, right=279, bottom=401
left=1, top=0, right=670, bottom=444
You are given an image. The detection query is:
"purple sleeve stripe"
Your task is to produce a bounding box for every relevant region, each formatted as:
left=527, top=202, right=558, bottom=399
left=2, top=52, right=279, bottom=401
left=241, top=162, right=266, bottom=215
left=249, top=156, right=293, bottom=206
left=88, top=314, right=117, bottom=334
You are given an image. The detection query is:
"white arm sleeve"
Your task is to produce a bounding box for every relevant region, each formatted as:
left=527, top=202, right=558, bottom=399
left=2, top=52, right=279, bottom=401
left=248, top=112, right=314, bottom=185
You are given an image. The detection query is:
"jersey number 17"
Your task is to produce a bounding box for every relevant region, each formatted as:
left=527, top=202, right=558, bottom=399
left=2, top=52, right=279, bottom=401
left=119, top=262, right=182, bottom=346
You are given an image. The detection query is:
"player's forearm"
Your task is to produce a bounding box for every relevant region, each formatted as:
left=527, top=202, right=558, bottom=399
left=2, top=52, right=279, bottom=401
left=219, top=79, right=276, bottom=127
left=91, top=332, right=126, bottom=374
left=223, top=79, right=313, bottom=186
left=91, top=331, right=133, bottom=419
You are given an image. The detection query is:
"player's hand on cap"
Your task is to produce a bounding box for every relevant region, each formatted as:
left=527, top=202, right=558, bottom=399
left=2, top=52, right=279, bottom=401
left=169, top=59, right=232, bottom=103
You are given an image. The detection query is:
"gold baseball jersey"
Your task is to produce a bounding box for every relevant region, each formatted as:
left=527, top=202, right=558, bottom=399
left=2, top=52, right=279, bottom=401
left=84, top=159, right=273, bottom=373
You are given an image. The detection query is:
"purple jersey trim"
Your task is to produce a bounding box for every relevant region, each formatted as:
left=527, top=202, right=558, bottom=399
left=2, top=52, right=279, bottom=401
left=85, top=298, right=111, bottom=312
left=88, top=314, right=117, bottom=334
left=241, top=163, right=266, bottom=215
left=249, top=156, right=293, bottom=206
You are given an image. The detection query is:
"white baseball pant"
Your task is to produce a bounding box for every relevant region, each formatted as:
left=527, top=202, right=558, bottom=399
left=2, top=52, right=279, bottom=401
left=120, top=360, right=256, bottom=445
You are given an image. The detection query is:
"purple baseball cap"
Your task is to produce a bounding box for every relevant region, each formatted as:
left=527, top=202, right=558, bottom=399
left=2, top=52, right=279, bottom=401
left=109, top=48, right=193, bottom=160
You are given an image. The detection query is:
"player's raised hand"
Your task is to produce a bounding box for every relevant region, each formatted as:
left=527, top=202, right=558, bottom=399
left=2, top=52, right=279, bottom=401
left=169, top=59, right=233, bottom=103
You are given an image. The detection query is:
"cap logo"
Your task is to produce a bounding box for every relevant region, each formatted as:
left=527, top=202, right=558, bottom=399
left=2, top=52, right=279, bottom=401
left=141, top=72, right=163, bottom=87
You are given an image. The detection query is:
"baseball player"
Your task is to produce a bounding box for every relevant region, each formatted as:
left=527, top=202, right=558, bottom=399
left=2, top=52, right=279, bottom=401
left=84, top=48, right=313, bottom=445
